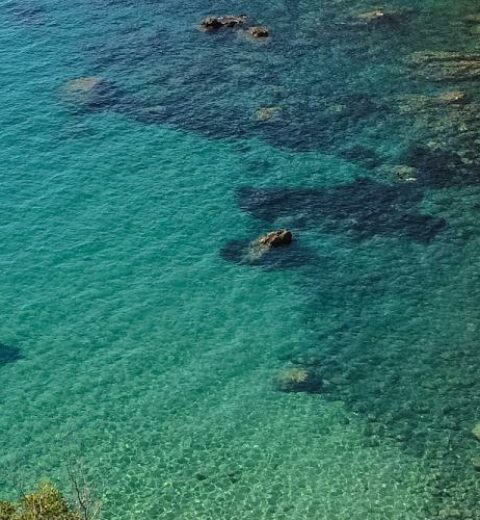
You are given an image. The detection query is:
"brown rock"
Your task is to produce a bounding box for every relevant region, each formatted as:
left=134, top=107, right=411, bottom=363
left=200, top=15, right=247, bottom=31
left=256, top=229, right=293, bottom=248
left=247, top=26, right=269, bottom=38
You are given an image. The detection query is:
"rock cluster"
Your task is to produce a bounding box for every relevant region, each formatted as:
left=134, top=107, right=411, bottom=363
left=200, top=15, right=270, bottom=39
left=200, top=15, right=247, bottom=31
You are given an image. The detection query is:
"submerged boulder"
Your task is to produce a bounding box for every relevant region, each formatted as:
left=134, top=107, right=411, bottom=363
left=436, top=90, right=469, bottom=105
left=200, top=15, right=247, bottom=31
left=59, top=77, right=118, bottom=110
left=353, top=9, right=409, bottom=27
left=357, top=10, right=396, bottom=23
left=275, top=367, right=323, bottom=393
left=254, top=106, right=282, bottom=122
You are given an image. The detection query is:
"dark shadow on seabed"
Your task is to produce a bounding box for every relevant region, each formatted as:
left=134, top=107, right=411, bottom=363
left=0, top=342, right=22, bottom=366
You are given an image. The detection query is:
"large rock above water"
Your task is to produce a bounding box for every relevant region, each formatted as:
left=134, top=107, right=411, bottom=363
left=219, top=229, right=298, bottom=268
left=200, top=15, right=247, bottom=31
left=247, top=26, right=269, bottom=38
left=255, top=229, right=293, bottom=248
left=243, top=229, right=293, bottom=262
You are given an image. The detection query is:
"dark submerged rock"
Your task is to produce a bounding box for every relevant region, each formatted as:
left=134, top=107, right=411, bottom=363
left=200, top=15, right=247, bottom=31
left=237, top=178, right=445, bottom=243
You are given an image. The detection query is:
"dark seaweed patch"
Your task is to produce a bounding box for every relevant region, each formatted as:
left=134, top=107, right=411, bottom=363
left=403, top=145, right=478, bottom=188
left=237, top=178, right=445, bottom=243
left=0, top=342, right=22, bottom=366
left=340, top=145, right=383, bottom=169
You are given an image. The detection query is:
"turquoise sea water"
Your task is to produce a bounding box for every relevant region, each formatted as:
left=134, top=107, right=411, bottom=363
left=1, top=0, right=480, bottom=518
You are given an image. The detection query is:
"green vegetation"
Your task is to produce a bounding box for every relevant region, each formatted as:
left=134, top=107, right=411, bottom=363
left=0, top=482, right=91, bottom=520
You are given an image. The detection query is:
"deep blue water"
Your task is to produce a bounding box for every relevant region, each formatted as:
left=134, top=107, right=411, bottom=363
left=1, top=0, right=480, bottom=518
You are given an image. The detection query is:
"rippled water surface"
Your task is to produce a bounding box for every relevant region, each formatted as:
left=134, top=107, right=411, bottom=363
left=1, top=0, right=480, bottom=518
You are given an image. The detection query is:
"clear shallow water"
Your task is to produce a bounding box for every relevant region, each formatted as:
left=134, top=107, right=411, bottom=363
left=1, top=0, right=480, bottom=518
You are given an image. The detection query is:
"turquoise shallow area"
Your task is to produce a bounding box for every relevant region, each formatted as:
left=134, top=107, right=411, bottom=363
left=1, top=0, right=480, bottom=518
